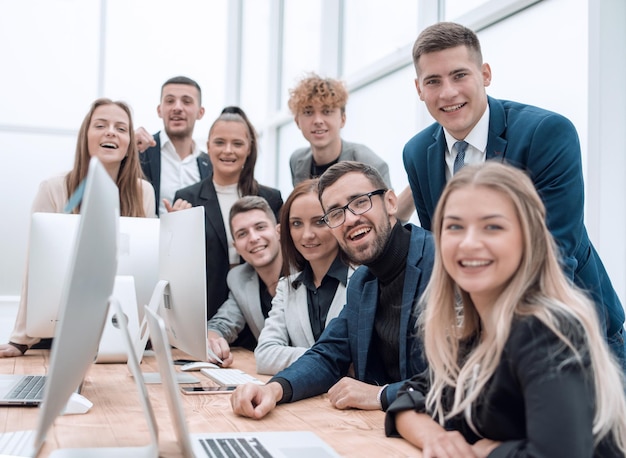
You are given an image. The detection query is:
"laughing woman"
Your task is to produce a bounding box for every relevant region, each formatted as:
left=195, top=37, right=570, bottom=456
left=385, top=161, right=626, bottom=457
left=0, top=98, right=155, bottom=357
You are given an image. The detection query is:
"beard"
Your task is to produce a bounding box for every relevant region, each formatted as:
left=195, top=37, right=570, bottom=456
left=341, top=217, right=392, bottom=265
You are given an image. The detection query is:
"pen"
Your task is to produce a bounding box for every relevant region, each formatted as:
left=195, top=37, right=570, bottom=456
left=207, top=347, right=224, bottom=366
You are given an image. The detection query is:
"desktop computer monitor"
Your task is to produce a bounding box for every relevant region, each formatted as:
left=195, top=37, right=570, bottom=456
left=154, top=206, right=208, bottom=362
left=33, top=157, right=120, bottom=452
left=26, top=214, right=159, bottom=338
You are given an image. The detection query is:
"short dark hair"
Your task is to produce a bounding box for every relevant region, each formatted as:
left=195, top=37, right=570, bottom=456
left=161, top=76, right=202, bottom=104
left=317, top=161, right=388, bottom=210
left=229, top=196, right=276, bottom=234
left=412, top=22, right=483, bottom=72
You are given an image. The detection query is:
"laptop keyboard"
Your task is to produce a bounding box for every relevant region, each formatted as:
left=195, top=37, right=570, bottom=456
left=7, top=375, right=46, bottom=400
left=200, top=369, right=263, bottom=386
left=0, top=430, right=37, bottom=456
left=198, top=437, right=272, bottom=458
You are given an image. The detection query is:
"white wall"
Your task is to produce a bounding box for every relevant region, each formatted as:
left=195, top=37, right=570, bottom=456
left=0, top=0, right=228, bottom=305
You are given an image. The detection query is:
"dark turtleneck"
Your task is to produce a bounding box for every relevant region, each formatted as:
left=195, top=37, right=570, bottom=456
left=365, top=221, right=411, bottom=387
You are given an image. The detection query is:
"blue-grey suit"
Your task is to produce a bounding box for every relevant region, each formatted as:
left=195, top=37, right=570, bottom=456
left=273, top=224, right=434, bottom=406
left=403, top=96, right=625, bottom=358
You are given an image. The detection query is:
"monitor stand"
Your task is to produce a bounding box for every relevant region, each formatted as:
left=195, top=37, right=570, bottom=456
left=50, top=297, right=159, bottom=457
left=130, top=279, right=199, bottom=384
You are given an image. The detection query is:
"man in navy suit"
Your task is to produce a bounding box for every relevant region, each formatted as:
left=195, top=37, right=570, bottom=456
left=135, top=76, right=212, bottom=215
left=231, top=161, right=435, bottom=419
left=403, top=22, right=625, bottom=365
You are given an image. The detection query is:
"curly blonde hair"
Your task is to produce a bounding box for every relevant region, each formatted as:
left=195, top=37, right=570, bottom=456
left=287, top=73, right=348, bottom=115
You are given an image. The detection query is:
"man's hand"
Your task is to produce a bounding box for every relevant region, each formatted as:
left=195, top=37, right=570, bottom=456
left=207, top=333, right=233, bottom=367
left=0, top=343, right=24, bottom=358
left=136, top=127, right=156, bottom=153
left=327, top=377, right=382, bottom=410
left=231, top=382, right=283, bottom=419
left=163, top=198, right=192, bottom=213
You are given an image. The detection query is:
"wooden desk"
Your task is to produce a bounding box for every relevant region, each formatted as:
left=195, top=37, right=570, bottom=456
left=0, top=348, right=422, bottom=457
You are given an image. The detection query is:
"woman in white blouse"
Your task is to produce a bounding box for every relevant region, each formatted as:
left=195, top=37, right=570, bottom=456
left=255, top=179, right=354, bottom=375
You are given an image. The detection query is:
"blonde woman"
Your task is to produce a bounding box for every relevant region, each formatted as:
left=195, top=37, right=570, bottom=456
left=385, top=161, right=626, bottom=457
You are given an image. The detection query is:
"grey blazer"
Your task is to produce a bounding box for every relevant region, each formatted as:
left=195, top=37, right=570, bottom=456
left=289, top=140, right=391, bottom=187
left=254, top=267, right=355, bottom=375
left=206, top=263, right=266, bottom=343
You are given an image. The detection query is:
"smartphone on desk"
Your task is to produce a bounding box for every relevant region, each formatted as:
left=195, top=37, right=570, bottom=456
left=181, top=385, right=237, bottom=395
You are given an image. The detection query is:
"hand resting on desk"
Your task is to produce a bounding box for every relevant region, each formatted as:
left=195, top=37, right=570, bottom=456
left=231, top=381, right=283, bottom=419
left=0, top=343, right=22, bottom=358
left=327, top=377, right=382, bottom=410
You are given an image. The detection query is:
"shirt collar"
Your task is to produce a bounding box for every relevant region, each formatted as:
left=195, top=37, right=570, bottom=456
left=292, top=255, right=348, bottom=289
left=159, top=130, right=201, bottom=161
left=443, top=104, right=490, bottom=156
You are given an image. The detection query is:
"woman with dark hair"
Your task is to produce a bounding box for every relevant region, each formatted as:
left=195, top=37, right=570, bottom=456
left=174, top=106, right=282, bottom=340
left=254, top=179, right=353, bottom=375
left=0, top=98, right=155, bottom=357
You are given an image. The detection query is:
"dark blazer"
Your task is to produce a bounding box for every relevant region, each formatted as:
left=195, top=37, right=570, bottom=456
left=385, top=316, right=620, bottom=457
left=174, top=176, right=282, bottom=321
left=140, top=131, right=212, bottom=215
left=272, top=224, right=434, bottom=406
left=403, top=96, right=625, bottom=339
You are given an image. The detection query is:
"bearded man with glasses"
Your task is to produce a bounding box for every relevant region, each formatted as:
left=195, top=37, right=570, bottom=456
left=231, top=161, right=435, bottom=419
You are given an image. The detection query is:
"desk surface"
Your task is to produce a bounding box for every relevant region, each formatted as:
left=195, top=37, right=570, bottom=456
left=1, top=348, right=421, bottom=457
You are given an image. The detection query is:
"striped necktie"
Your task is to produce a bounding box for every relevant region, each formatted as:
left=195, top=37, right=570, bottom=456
left=453, top=140, right=468, bottom=175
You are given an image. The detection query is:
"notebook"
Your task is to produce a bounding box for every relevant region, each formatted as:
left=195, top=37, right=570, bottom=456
left=143, top=305, right=341, bottom=458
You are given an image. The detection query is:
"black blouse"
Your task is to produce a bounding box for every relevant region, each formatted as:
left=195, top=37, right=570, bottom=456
left=385, top=316, right=621, bottom=457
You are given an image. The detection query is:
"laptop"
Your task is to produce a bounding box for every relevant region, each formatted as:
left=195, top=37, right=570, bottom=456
left=0, top=374, right=47, bottom=406
left=143, top=305, right=341, bottom=458
left=0, top=276, right=139, bottom=407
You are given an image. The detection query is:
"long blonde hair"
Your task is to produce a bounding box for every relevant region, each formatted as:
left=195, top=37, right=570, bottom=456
left=422, top=161, right=626, bottom=450
left=66, top=98, right=146, bottom=217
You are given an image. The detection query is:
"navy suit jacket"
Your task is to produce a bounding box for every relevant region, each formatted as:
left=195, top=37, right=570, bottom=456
left=403, top=96, right=624, bottom=336
left=140, top=131, right=212, bottom=215
left=274, top=224, right=434, bottom=406
left=174, top=177, right=282, bottom=321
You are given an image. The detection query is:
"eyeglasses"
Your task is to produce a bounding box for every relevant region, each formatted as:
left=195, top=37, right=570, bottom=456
left=322, top=189, right=387, bottom=228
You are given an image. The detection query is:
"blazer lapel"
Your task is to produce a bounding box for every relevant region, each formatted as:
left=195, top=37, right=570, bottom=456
left=356, top=277, right=378, bottom=380
left=243, top=268, right=265, bottom=336
left=485, top=97, right=507, bottom=160
left=426, top=130, right=447, bottom=217
left=197, top=154, right=212, bottom=179
left=294, top=285, right=316, bottom=347
left=198, top=178, right=228, bottom=254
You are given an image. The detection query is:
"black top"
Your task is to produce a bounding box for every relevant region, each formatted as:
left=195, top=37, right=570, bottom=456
left=385, top=315, right=621, bottom=457
left=259, top=280, right=273, bottom=319
left=293, top=255, right=348, bottom=341
left=366, top=222, right=411, bottom=392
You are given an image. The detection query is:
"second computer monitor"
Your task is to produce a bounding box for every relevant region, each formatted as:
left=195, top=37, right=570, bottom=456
left=26, top=214, right=159, bottom=338
left=157, top=206, right=208, bottom=362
